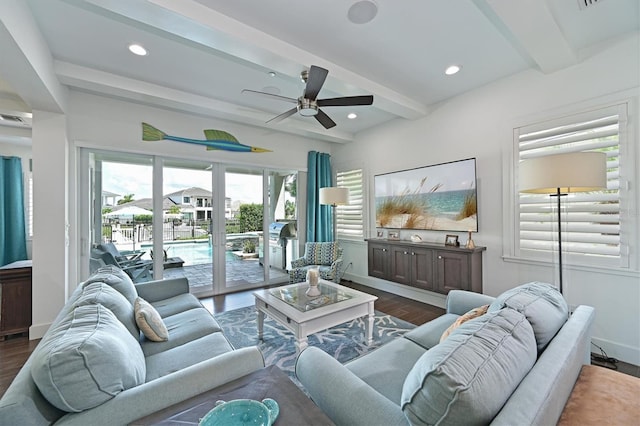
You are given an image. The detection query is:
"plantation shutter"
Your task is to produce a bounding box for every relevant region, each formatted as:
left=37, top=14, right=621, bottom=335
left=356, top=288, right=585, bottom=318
left=336, top=168, right=364, bottom=238
left=516, top=104, right=626, bottom=268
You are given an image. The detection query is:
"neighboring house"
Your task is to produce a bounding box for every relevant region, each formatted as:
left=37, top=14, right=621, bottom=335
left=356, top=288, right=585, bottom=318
left=164, top=187, right=233, bottom=221
left=101, top=190, right=120, bottom=207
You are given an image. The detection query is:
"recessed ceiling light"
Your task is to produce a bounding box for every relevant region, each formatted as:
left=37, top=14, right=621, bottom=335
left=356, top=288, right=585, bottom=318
left=128, top=44, right=147, bottom=56
left=445, top=65, right=461, bottom=75
left=347, top=113, right=358, bottom=119
left=347, top=1, right=378, bottom=24
left=268, top=71, right=276, bottom=77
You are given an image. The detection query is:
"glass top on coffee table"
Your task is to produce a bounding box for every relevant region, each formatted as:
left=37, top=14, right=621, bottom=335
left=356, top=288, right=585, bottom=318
left=269, top=281, right=355, bottom=312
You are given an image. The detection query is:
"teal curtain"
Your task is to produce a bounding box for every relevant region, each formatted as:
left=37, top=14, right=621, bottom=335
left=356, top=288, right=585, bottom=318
left=306, top=151, right=333, bottom=242
left=0, top=157, right=28, bottom=266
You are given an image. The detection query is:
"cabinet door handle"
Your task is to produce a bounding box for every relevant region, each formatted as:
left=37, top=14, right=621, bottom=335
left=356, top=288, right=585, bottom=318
left=382, top=248, right=387, bottom=252
left=438, top=255, right=442, bottom=259
left=403, top=251, right=408, bottom=255
left=411, top=252, right=415, bottom=256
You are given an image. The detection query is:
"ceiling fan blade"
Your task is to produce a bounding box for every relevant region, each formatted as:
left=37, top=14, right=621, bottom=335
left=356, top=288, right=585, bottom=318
left=242, top=89, right=297, bottom=104
left=304, top=65, right=329, bottom=101
left=315, top=109, right=336, bottom=129
left=317, top=95, right=374, bottom=107
left=266, top=107, right=297, bottom=124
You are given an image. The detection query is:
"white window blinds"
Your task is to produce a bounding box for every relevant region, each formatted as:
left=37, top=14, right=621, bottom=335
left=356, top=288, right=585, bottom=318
left=336, top=168, right=364, bottom=238
left=516, top=104, right=627, bottom=268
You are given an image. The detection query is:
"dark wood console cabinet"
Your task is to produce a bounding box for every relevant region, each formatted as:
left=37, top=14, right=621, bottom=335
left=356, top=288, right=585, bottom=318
left=367, top=239, right=485, bottom=295
left=0, top=260, right=32, bottom=339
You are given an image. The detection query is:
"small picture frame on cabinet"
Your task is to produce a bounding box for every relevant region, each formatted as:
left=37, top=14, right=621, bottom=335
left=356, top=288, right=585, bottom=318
left=377, top=230, right=385, bottom=238
left=388, top=231, right=400, bottom=240
left=445, top=234, right=459, bottom=246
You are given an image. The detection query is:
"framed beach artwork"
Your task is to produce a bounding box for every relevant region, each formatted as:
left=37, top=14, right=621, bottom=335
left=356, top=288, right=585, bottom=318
left=374, top=158, right=478, bottom=232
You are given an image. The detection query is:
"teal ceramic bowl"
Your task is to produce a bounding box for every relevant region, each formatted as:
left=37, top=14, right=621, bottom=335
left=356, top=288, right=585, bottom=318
left=199, top=398, right=279, bottom=426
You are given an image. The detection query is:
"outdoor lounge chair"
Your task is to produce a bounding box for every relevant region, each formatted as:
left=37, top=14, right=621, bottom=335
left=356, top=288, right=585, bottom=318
left=90, top=247, right=153, bottom=283
left=97, top=242, right=146, bottom=266
left=150, top=249, right=185, bottom=269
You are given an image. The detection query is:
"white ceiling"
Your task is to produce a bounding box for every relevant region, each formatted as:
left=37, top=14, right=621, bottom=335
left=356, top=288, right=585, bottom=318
left=0, top=0, right=638, bottom=143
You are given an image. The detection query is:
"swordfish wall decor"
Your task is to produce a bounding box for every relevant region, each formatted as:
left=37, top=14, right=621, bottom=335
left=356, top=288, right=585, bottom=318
left=142, top=123, right=271, bottom=153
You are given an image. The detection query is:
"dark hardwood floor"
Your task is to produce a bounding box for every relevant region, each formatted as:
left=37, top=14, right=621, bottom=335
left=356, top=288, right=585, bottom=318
left=1, top=280, right=637, bottom=399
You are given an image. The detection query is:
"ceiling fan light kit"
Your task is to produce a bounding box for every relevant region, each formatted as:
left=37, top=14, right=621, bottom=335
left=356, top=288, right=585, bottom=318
left=242, top=65, right=374, bottom=129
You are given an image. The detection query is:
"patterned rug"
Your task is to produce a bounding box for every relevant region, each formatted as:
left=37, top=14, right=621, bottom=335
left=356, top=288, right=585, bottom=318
left=214, top=306, right=416, bottom=379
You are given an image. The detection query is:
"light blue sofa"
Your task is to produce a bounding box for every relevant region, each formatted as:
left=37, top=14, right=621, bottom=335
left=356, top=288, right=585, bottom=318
left=296, top=282, right=595, bottom=426
left=0, top=266, right=265, bottom=426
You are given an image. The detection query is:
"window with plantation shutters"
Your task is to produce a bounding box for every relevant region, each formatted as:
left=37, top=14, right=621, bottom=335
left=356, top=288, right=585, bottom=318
left=336, top=168, right=364, bottom=239
left=515, top=103, right=629, bottom=269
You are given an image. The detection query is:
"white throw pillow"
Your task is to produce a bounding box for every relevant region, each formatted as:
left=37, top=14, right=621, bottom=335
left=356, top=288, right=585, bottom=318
left=134, top=297, right=169, bottom=342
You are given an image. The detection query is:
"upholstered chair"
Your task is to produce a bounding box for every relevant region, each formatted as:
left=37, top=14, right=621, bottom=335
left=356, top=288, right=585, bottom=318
left=288, top=242, right=343, bottom=284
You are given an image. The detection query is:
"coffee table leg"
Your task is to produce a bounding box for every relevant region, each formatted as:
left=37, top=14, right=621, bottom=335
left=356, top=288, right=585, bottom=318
left=365, top=301, right=375, bottom=346
left=257, top=309, right=264, bottom=341
left=295, top=336, right=308, bottom=354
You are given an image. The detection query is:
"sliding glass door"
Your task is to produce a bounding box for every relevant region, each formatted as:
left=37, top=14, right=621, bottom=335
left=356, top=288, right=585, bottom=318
left=80, top=147, right=297, bottom=296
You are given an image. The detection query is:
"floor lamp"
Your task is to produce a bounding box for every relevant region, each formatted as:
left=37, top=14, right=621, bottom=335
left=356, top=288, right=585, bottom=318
left=519, top=152, right=607, bottom=294
left=319, top=187, right=349, bottom=241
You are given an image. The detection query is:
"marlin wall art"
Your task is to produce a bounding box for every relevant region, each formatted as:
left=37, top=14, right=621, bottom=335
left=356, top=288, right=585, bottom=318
left=142, top=123, right=271, bottom=153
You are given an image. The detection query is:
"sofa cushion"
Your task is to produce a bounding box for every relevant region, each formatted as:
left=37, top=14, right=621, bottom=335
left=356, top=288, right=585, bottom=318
left=151, top=293, right=204, bottom=318
left=145, top=332, right=234, bottom=381
left=401, top=308, right=537, bottom=426
left=83, top=265, right=137, bottom=305
left=488, top=281, right=568, bottom=352
left=74, top=282, right=139, bottom=339
left=135, top=297, right=169, bottom=342
left=347, top=337, right=427, bottom=404
left=30, top=304, right=146, bottom=412
left=440, top=304, right=489, bottom=342
left=403, top=313, right=460, bottom=350
left=140, top=308, right=222, bottom=356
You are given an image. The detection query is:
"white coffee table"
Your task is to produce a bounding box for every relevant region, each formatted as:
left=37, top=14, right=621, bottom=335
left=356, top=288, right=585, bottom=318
left=253, top=280, right=378, bottom=353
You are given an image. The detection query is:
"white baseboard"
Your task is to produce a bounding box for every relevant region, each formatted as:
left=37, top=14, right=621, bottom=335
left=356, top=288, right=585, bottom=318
left=29, top=322, right=51, bottom=340
left=591, top=336, right=640, bottom=366
left=342, top=272, right=447, bottom=309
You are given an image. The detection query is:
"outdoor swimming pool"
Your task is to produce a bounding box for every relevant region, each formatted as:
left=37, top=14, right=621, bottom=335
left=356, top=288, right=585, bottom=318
left=141, top=241, right=235, bottom=266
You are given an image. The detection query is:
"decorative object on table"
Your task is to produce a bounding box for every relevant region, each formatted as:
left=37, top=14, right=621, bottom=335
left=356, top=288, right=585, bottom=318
left=519, top=151, right=606, bottom=294
left=445, top=234, right=459, bottom=246
left=465, top=230, right=475, bottom=249
left=305, top=267, right=321, bottom=297
left=387, top=230, right=400, bottom=240
left=375, top=158, right=478, bottom=232
left=410, top=234, right=423, bottom=243
left=142, top=123, right=271, bottom=153
left=377, top=230, right=385, bottom=238
left=199, top=398, right=279, bottom=426
left=319, top=186, right=349, bottom=241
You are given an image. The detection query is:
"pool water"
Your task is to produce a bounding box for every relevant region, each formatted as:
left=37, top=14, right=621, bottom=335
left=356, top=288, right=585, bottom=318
left=142, top=241, right=235, bottom=266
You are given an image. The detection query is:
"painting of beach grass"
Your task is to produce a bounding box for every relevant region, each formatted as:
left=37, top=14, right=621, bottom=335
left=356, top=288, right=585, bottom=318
left=375, top=158, right=478, bottom=232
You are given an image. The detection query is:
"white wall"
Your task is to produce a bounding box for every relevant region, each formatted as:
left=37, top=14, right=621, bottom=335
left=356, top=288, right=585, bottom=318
left=334, top=34, right=640, bottom=364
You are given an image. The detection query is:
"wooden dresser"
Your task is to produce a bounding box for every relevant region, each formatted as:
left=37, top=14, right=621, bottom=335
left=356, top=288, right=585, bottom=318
left=0, top=260, right=32, bottom=339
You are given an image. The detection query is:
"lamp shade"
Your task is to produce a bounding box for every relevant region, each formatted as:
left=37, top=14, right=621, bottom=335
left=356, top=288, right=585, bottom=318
left=319, top=187, right=349, bottom=206
left=519, top=152, right=607, bottom=194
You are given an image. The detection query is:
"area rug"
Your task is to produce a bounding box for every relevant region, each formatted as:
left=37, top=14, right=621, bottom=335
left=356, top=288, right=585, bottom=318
left=214, top=306, right=416, bottom=379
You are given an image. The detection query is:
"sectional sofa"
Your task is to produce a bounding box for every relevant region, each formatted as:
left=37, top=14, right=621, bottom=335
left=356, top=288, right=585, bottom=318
left=296, top=282, right=595, bottom=425
left=0, top=266, right=265, bottom=425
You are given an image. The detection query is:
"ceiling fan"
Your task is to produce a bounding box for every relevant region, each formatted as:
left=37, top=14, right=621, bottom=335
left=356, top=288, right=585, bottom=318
left=242, top=65, right=374, bottom=129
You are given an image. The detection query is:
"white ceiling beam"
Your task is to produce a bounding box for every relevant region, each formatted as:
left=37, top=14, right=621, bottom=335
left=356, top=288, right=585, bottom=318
left=479, top=0, right=578, bottom=73
left=55, top=61, right=354, bottom=144
left=82, top=0, right=428, bottom=120
left=0, top=0, right=68, bottom=113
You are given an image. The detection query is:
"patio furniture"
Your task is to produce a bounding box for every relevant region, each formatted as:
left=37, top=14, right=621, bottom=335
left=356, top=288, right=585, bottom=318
left=97, top=242, right=146, bottom=265
left=90, top=248, right=153, bottom=283
left=288, top=241, right=343, bottom=283
left=150, top=249, right=185, bottom=269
